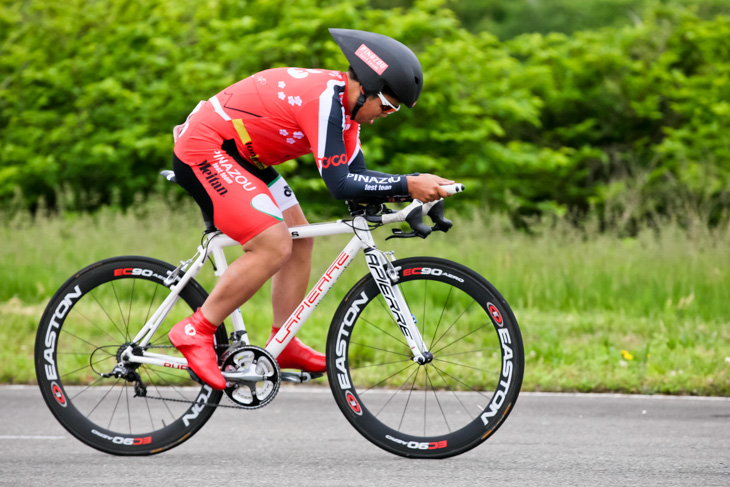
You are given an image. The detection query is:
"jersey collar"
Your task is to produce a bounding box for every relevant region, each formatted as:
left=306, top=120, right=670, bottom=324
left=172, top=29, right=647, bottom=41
left=343, top=71, right=356, bottom=120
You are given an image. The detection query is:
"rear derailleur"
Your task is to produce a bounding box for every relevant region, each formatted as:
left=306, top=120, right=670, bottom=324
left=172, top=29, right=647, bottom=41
left=98, top=342, right=148, bottom=397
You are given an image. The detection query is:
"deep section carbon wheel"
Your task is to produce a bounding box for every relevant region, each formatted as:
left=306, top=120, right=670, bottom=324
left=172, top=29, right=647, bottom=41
left=35, top=256, right=227, bottom=455
left=326, top=256, right=524, bottom=458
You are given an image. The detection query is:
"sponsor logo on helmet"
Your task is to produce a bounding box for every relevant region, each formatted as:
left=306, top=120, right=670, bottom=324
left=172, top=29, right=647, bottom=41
left=355, top=44, right=388, bottom=75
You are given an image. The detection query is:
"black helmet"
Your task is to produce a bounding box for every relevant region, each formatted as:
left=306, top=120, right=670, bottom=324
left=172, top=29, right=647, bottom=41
left=329, top=28, right=423, bottom=108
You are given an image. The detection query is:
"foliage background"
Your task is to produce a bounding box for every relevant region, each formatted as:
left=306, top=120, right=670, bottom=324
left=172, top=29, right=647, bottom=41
left=2, top=0, right=730, bottom=230
left=1, top=0, right=729, bottom=394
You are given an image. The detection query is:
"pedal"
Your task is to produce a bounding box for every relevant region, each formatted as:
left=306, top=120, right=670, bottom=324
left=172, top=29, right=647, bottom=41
left=280, top=371, right=324, bottom=383
left=187, top=368, right=204, bottom=386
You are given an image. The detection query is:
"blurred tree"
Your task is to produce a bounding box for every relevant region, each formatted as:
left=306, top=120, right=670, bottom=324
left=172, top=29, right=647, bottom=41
left=444, top=0, right=730, bottom=39
left=1, top=0, right=729, bottom=229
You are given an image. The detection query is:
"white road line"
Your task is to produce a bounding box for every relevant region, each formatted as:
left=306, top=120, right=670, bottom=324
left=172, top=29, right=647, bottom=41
left=0, top=435, right=66, bottom=440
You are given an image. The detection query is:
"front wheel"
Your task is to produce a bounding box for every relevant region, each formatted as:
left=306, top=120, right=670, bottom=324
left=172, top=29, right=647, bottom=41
left=34, top=256, right=227, bottom=455
left=326, top=257, right=524, bottom=459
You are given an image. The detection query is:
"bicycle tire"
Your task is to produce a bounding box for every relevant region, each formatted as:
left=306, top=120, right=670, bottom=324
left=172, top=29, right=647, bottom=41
left=35, top=256, right=227, bottom=455
left=326, top=256, right=523, bottom=459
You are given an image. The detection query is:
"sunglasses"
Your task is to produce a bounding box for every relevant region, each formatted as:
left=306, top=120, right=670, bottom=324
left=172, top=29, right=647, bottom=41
left=377, top=92, right=400, bottom=114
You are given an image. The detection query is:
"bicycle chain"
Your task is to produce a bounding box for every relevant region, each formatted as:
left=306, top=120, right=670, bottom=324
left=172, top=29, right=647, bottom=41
left=132, top=344, right=251, bottom=410
left=141, top=393, right=250, bottom=410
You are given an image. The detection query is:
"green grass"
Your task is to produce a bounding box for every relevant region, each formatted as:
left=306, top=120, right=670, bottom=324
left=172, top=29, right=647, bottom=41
left=2, top=199, right=729, bottom=395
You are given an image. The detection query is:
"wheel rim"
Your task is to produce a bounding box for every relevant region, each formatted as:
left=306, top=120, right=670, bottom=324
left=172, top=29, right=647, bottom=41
left=329, top=259, right=523, bottom=457
left=39, top=261, right=224, bottom=445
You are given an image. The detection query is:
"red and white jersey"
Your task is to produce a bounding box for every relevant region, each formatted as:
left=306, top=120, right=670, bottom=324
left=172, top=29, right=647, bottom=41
left=174, top=67, right=408, bottom=200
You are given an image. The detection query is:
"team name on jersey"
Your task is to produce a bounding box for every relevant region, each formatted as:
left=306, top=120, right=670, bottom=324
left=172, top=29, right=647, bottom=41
left=212, top=150, right=258, bottom=192
left=347, top=174, right=403, bottom=185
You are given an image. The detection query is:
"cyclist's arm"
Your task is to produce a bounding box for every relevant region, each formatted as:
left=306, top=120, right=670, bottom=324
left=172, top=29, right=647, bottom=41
left=345, top=133, right=453, bottom=202
left=319, top=139, right=408, bottom=200
left=298, top=88, right=408, bottom=200
left=347, top=149, right=406, bottom=180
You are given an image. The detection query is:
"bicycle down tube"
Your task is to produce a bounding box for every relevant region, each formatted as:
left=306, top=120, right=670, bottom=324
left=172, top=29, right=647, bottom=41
left=267, top=215, right=430, bottom=364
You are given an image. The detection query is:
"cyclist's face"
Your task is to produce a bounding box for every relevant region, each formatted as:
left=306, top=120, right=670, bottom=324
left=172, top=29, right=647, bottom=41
left=354, top=93, right=400, bottom=125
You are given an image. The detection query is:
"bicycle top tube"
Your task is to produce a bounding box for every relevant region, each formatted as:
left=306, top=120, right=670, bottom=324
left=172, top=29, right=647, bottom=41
left=206, top=191, right=463, bottom=250
left=203, top=220, right=359, bottom=254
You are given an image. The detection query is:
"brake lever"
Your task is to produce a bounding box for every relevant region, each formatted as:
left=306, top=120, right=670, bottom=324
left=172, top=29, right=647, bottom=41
left=405, top=202, right=432, bottom=238
left=386, top=229, right=420, bottom=240
left=427, top=200, right=453, bottom=232
left=380, top=183, right=463, bottom=239
left=384, top=202, right=432, bottom=240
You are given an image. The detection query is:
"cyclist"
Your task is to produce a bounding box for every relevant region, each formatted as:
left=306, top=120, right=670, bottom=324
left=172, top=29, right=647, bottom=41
left=168, top=28, right=453, bottom=390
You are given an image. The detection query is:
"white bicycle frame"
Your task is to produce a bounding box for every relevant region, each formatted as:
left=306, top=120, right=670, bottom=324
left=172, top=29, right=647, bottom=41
left=121, top=213, right=431, bottom=371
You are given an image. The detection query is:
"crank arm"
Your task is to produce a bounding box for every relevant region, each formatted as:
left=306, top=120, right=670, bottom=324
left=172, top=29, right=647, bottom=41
left=280, top=371, right=324, bottom=383
left=221, top=368, right=271, bottom=383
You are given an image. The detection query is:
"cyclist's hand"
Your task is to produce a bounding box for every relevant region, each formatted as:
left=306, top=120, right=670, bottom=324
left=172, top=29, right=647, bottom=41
left=406, top=174, right=455, bottom=202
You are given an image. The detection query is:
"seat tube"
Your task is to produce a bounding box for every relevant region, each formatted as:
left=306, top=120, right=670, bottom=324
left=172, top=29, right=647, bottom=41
left=208, top=233, right=248, bottom=341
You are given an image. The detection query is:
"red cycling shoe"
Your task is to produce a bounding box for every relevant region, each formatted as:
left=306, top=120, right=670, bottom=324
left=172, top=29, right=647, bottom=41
left=267, top=327, right=326, bottom=373
left=169, top=309, right=226, bottom=390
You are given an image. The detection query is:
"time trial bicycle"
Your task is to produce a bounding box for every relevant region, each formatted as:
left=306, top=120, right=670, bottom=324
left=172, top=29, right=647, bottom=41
left=34, top=171, right=524, bottom=459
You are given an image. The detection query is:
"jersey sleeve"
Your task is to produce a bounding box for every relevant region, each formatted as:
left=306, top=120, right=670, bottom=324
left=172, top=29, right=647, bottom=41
left=296, top=80, right=409, bottom=200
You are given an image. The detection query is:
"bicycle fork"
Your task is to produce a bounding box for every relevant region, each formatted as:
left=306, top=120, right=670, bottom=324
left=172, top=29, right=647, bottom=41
left=364, top=247, right=432, bottom=364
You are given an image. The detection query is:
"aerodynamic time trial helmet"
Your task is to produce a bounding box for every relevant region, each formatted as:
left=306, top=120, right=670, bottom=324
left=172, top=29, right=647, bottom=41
left=329, top=28, right=423, bottom=108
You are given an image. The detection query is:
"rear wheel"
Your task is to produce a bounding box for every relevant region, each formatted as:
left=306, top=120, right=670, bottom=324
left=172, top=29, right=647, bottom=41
left=35, top=256, right=227, bottom=455
left=326, top=257, right=523, bottom=458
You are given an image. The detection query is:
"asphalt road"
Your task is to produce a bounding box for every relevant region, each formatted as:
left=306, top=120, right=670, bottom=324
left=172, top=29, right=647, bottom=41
left=0, top=385, right=728, bottom=486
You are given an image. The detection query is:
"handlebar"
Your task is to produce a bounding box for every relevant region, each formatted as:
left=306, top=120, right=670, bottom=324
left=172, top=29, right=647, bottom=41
left=437, top=183, right=465, bottom=196
left=349, top=183, right=464, bottom=239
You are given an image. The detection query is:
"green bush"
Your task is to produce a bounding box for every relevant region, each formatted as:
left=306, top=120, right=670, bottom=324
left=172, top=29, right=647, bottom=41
left=502, top=6, right=730, bottom=227
left=446, top=0, right=730, bottom=39
left=1, top=0, right=729, bottom=227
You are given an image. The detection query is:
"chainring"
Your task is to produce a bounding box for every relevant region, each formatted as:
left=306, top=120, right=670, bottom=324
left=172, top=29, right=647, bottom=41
left=220, top=345, right=280, bottom=409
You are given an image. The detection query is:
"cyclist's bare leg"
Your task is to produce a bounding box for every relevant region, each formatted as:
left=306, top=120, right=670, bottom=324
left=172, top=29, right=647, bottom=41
left=170, top=222, right=293, bottom=389
left=267, top=204, right=325, bottom=372
left=271, top=204, right=313, bottom=327
left=200, top=222, right=293, bottom=324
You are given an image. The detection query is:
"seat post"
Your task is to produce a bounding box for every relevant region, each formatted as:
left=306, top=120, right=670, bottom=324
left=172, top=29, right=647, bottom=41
left=161, top=169, right=218, bottom=234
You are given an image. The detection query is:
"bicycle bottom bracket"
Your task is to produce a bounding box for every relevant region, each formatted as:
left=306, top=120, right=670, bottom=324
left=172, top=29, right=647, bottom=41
left=220, top=345, right=280, bottom=409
